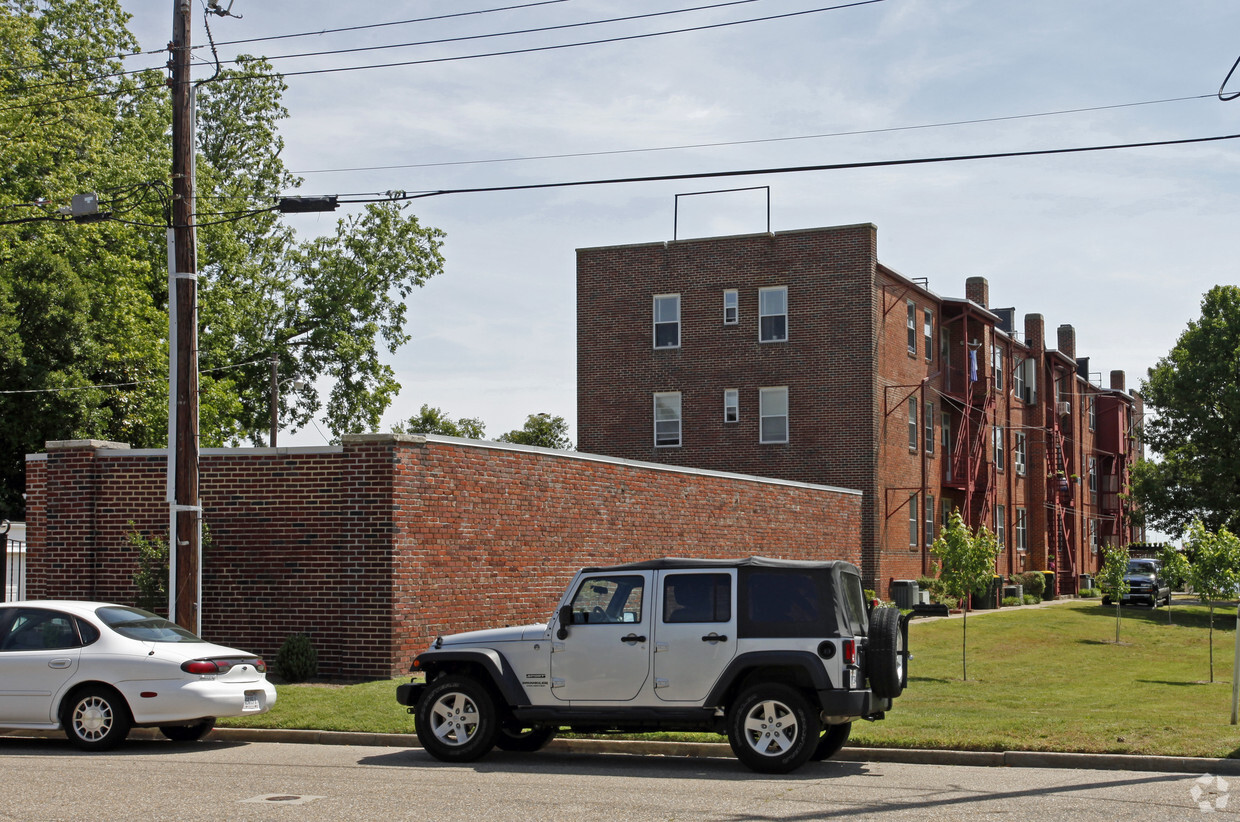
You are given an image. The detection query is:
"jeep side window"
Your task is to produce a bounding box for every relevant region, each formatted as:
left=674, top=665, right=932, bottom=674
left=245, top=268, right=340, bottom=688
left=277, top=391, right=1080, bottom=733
left=663, top=573, right=731, bottom=623
left=569, top=575, right=644, bottom=624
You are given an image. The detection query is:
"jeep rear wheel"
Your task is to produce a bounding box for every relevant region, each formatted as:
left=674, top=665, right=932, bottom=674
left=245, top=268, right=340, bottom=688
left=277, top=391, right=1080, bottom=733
left=415, top=675, right=499, bottom=762
left=494, top=724, right=557, bottom=752
left=727, top=683, right=820, bottom=774
left=868, top=607, right=905, bottom=699
left=811, top=721, right=851, bottom=761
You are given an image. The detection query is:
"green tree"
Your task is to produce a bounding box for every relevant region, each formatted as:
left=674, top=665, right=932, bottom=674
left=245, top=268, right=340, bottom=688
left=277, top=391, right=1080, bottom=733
left=497, top=413, right=573, bottom=450
left=1097, top=544, right=1130, bottom=643
left=1134, top=286, right=1240, bottom=537
left=0, top=0, right=446, bottom=517
left=1157, top=544, right=1191, bottom=625
left=393, top=405, right=486, bottom=439
left=930, top=510, right=1000, bottom=681
left=1186, top=521, right=1240, bottom=683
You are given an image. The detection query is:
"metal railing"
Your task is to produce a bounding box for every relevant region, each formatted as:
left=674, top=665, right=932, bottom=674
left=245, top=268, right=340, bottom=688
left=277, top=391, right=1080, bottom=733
left=2, top=521, right=25, bottom=602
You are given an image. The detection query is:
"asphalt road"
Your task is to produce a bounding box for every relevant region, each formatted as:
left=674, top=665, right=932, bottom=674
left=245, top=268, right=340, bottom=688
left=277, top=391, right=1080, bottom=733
left=0, top=736, right=1230, bottom=821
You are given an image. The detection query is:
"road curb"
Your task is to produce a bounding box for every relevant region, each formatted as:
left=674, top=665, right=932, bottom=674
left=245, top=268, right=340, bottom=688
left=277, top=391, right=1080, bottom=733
left=8, top=727, right=1239, bottom=775
left=205, top=730, right=1240, bottom=775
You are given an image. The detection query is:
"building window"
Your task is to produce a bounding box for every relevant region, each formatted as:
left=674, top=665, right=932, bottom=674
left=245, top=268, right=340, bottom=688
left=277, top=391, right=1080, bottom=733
left=759, top=286, right=787, bottom=342
left=653, top=392, right=681, bottom=447
left=924, top=309, right=934, bottom=362
left=906, top=301, right=917, bottom=355
left=908, top=398, right=918, bottom=450
left=759, top=387, right=788, bottom=443
left=926, top=494, right=935, bottom=545
left=1014, top=356, right=1026, bottom=397
left=992, top=343, right=1004, bottom=391
left=723, top=289, right=738, bottom=325
left=909, top=494, right=919, bottom=548
left=996, top=504, right=1006, bottom=548
left=1088, top=396, right=1096, bottom=430
left=1090, top=519, right=1099, bottom=555
left=924, top=401, right=935, bottom=454
left=1015, top=507, right=1027, bottom=552
left=723, top=388, right=739, bottom=423
left=1014, top=432, right=1027, bottom=476
left=653, top=294, right=680, bottom=349
left=993, top=425, right=1005, bottom=472
left=942, top=497, right=953, bottom=533
left=940, top=327, right=950, bottom=362
left=1088, top=457, right=1098, bottom=505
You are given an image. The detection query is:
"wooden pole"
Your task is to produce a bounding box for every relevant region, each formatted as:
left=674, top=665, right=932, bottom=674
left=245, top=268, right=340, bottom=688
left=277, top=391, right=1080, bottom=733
left=169, top=0, right=200, bottom=633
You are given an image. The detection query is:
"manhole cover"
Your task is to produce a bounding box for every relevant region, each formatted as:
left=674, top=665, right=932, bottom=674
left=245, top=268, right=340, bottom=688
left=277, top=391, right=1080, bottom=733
left=240, top=794, right=324, bottom=805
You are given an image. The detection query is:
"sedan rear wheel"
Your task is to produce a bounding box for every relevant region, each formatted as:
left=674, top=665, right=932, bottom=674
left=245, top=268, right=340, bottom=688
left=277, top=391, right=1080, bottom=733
left=62, top=686, right=131, bottom=751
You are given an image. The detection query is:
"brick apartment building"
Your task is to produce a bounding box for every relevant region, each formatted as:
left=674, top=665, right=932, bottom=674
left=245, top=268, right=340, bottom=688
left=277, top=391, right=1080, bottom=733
left=577, top=223, right=1145, bottom=598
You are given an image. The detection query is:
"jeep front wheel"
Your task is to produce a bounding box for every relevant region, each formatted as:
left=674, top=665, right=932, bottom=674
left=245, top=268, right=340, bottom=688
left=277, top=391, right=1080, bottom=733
left=415, top=675, right=499, bottom=762
left=727, top=683, right=821, bottom=774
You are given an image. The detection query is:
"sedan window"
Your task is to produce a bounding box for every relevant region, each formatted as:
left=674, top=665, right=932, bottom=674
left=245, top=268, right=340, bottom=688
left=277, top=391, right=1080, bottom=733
left=95, top=606, right=203, bottom=643
left=0, top=609, right=82, bottom=651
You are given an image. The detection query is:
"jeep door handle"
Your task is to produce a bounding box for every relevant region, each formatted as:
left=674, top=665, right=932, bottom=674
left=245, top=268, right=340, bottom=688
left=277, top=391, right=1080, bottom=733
left=621, top=634, right=647, bottom=643
left=701, top=634, right=729, bottom=642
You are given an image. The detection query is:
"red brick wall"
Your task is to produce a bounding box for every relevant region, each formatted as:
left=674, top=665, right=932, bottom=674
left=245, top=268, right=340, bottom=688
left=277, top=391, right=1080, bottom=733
left=27, top=435, right=861, bottom=679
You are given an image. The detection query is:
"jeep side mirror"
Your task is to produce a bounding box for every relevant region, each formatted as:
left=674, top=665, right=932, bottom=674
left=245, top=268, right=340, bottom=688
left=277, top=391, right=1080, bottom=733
left=557, top=604, right=572, bottom=640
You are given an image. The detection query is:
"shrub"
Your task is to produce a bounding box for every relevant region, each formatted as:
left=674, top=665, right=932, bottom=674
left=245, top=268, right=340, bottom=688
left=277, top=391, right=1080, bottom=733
left=276, top=633, right=318, bottom=683
left=1018, top=572, right=1046, bottom=601
left=916, top=575, right=945, bottom=597
left=1079, top=587, right=1101, bottom=598
left=864, top=589, right=877, bottom=603
left=1001, top=596, right=1022, bottom=607
left=128, top=524, right=168, bottom=613
left=1023, top=594, right=1038, bottom=605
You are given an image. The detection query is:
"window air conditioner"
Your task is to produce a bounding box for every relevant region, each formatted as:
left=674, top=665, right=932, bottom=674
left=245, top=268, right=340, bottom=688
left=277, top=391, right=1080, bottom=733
left=1057, top=401, right=1071, bottom=416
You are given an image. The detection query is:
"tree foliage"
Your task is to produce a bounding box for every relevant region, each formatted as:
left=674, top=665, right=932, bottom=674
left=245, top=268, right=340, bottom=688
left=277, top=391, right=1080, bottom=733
left=1097, top=543, right=1130, bottom=643
left=1134, top=286, right=1240, bottom=537
left=393, top=405, right=487, bottom=439
left=0, top=0, right=445, bottom=517
left=1186, top=521, right=1240, bottom=684
left=497, top=413, right=573, bottom=450
left=929, top=509, right=1000, bottom=681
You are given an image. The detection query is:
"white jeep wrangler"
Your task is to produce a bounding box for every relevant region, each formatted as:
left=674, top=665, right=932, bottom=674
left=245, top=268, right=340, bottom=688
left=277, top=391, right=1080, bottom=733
left=397, top=557, right=908, bottom=773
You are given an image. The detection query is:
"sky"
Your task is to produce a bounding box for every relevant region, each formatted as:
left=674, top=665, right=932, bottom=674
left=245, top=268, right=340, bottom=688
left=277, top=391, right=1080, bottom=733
left=118, top=0, right=1240, bottom=447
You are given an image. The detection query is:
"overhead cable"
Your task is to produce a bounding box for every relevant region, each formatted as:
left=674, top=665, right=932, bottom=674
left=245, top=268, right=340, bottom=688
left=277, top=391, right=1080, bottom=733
left=328, top=131, right=1240, bottom=202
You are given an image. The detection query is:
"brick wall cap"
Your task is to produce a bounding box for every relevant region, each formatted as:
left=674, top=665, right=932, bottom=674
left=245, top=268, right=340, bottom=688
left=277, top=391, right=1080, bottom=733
left=342, top=433, right=426, bottom=445
left=44, top=439, right=130, bottom=451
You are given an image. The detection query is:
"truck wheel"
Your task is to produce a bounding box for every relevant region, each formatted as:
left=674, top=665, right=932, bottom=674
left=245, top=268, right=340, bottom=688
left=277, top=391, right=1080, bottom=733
left=868, top=607, right=905, bottom=699
left=811, top=721, right=852, bottom=761
left=415, top=675, right=499, bottom=762
left=727, top=682, right=820, bottom=774
left=494, top=724, right=557, bottom=752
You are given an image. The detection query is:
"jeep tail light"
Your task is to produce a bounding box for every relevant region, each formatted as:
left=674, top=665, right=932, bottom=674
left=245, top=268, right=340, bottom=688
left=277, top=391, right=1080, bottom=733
left=842, top=639, right=856, bottom=665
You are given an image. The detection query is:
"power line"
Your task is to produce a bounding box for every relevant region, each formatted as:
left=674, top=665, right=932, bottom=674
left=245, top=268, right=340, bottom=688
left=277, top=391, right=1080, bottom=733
left=216, top=0, right=774, bottom=67
left=216, top=0, right=888, bottom=81
left=0, top=358, right=272, bottom=396
left=292, top=94, right=1214, bottom=176
left=210, top=0, right=581, bottom=48
left=327, top=131, right=1240, bottom=202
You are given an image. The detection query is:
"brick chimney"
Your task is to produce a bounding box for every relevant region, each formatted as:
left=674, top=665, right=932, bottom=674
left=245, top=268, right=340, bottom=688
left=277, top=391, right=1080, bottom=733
left=1024, top=314, right=1044, bottom=351
left=965, top=276, right=989, bottom=309
left=1056, top=324, right=1076, bottom=361
left=1110, top=370, right=1126, bottom=391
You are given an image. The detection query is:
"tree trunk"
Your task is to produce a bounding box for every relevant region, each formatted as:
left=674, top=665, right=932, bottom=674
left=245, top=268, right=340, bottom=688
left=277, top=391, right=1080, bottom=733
left=962, top=609, right=968, bottom=681
left=1114, top=601, right=1120, bottom=643
left=1210, top=603, right=1216, bottom=683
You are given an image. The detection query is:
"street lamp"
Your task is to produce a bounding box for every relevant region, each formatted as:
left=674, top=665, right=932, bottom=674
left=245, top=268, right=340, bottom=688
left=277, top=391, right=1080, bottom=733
left=269, top=357, right=306, bottom=448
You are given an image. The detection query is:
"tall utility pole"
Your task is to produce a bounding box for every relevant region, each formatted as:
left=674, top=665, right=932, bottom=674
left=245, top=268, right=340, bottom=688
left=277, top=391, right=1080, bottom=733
left=168, top=0, right=201, bottom=633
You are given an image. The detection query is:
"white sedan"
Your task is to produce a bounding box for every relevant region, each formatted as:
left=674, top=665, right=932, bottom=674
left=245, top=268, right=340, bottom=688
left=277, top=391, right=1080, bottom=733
left=0, top=601, right=276, bottom=750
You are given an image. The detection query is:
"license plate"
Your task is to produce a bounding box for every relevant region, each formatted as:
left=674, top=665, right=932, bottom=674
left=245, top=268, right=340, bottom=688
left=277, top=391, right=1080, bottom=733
left=244, top=691, right=261, bottom=711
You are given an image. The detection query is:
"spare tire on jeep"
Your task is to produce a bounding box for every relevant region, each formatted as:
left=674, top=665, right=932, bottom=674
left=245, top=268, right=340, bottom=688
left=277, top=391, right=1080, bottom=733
left=867, top=607, right=905, bottom=699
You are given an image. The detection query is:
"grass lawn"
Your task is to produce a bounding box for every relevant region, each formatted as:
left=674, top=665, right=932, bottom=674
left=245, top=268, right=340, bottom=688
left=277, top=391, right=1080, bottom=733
left=220, top=599, right=1240, bottom=758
